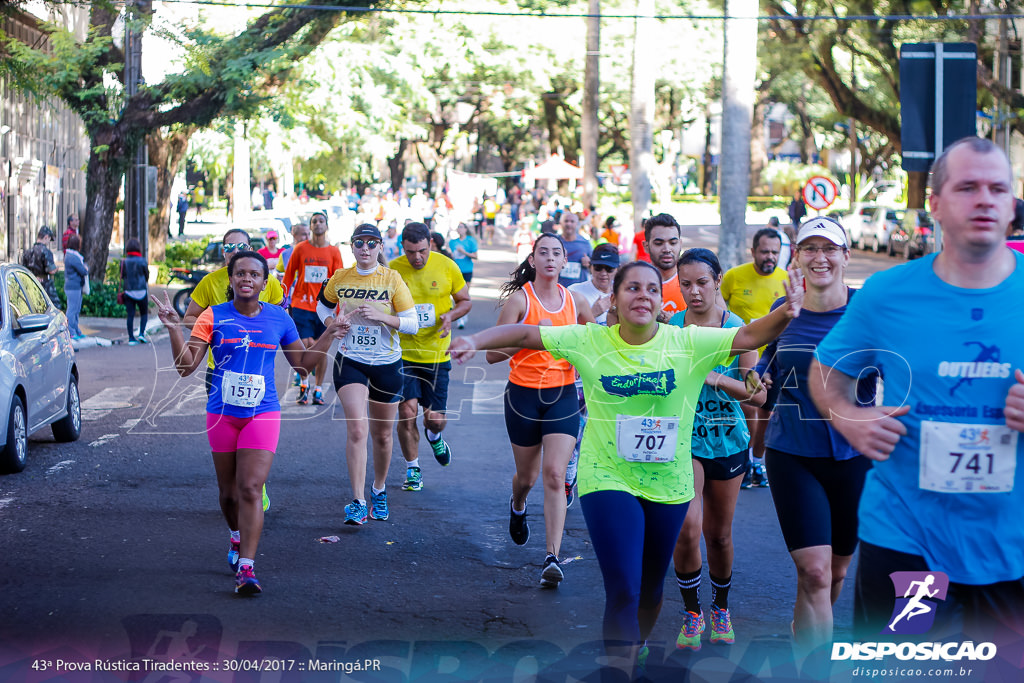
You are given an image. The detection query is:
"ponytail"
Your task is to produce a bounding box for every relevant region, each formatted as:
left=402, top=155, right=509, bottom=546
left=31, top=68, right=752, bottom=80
left=499, top=232, right=564, bottom=301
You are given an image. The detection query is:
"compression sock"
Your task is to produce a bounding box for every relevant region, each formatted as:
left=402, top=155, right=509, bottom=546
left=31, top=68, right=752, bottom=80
left=676, top=569, right=702, bottom=614
left=710, top=573, right=732, bottom=610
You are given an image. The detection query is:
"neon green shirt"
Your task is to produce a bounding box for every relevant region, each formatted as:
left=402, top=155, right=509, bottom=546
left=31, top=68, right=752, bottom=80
left=541, top=323, right=737, bottom=504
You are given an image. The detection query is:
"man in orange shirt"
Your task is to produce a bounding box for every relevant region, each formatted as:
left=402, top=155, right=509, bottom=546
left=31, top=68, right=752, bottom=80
left=644, top=213, right=687, bottom=317
left=282, top=211, right=343, bottom=405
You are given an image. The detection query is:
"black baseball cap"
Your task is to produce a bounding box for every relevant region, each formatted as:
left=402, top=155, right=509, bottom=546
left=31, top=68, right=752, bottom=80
left=351, top=224, right=382, bottom=240
left=591, top=243, right=620, bottom=268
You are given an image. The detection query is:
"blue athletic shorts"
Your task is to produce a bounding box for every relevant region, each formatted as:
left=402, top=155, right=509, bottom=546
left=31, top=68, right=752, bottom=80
left=400, top=360, right=451, bottom=413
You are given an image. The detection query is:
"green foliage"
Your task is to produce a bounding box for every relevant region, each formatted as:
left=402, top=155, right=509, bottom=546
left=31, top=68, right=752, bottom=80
left=164, top=237, right=211, bottom=266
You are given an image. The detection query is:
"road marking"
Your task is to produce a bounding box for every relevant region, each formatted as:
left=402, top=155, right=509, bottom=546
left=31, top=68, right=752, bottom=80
left=471, top=381, right=506, bottom=415
left=89, top=434, right=120, bottom=448
left=47, top=460, right=75, bottom=474
left=0, top=497, right=13, bottom=510
left=82, top=386, right=142, bottom=421
left=121, top=418, right=141, bottom=430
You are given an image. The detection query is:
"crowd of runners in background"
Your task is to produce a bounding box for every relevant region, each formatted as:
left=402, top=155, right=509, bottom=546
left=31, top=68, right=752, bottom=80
left=153, top=136, right=1023, bottom=679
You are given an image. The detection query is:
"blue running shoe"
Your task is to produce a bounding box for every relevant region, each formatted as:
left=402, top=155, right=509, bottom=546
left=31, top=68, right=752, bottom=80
left=228, top=539, right=240, bottom=572
left=402, top=466, right=423, bottom=491
left=344, top=499, right=368, bottom=525
left=296, top=384, right=309, bottom=405
left=369, top=489, right=389, bottom=521
left=234, top=565, right=262, bottom=595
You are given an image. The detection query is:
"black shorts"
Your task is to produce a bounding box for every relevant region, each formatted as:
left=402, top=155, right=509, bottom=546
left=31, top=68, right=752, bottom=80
left=460, top=270, right=473, bottom=284
left=503, top=381, right=581, bottom=447
left=291, top=307, right=326, bottom=340
left=765, top=447, right=871, bottom=555
left=399, top=360, right=451, bottom=413
left=695, top=449, right=748, bottom=481
left=333, top=355, right=403, bottom=404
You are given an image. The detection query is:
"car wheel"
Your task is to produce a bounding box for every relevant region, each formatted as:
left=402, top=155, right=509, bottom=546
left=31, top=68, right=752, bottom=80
left=174, top=288, right=194, bottom=318
left=870, top=235, right=880, bottom=252
left=52, top=375, right=82, bottom=443
left=0, top=395, right=28, bottom=474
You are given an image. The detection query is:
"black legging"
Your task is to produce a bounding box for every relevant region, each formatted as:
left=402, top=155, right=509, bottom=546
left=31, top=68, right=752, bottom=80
left=125, top=294, right=148, bottom=339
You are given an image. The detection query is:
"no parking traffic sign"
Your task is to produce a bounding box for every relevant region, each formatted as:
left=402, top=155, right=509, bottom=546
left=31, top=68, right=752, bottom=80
left=802, top=175, right=838, bottom=211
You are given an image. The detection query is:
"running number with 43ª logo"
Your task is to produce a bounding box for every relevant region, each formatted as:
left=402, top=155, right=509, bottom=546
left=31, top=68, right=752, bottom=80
left=616, top=415, right=678, bottom=463
left=919, top=421, right=1018, bottom=494
left=221, top=371, right=266, bottom=408
left=347, top=324, right=383, bottom=353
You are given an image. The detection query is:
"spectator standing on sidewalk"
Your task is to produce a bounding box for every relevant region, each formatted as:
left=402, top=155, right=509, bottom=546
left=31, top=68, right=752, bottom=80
left=63, top=234, right=88, bottom=340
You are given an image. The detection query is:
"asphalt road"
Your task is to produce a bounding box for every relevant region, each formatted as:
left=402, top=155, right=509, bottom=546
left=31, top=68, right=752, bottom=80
left=0, top=229, right=929, bottom=682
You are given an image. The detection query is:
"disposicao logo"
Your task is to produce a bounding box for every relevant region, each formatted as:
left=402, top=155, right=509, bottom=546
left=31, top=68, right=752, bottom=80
left=831, top=571, right=997, bottom=663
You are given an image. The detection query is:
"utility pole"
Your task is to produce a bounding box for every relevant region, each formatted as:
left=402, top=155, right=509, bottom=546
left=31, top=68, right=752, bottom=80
left=124, top=0, right=150, bottom=257
left=581, top=0, right=600, bottom=210
left=629, top=0, right=655, bottom=233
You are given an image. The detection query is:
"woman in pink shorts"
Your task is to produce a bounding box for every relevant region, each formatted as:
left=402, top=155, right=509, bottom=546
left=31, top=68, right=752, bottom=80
left=153, top=251, right=347, bottom=595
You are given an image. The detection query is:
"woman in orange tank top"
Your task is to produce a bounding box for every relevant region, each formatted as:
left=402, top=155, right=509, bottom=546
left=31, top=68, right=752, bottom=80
left=486, top=233, right=595, bottom=587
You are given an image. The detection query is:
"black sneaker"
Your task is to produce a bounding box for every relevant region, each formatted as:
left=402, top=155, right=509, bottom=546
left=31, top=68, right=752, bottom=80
left=540, top=554, right=563, bottom=588
left=508, top=496, right=529, bottom=545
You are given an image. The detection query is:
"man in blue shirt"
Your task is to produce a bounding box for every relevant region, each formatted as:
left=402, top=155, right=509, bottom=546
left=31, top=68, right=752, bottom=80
left=557, top=211, right=592, bottom=288
left=811, top=137, right=1024, bottom=645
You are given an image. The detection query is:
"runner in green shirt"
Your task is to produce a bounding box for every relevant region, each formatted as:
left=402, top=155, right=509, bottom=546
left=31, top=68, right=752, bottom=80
left=450, top=260, right=803, bottom=675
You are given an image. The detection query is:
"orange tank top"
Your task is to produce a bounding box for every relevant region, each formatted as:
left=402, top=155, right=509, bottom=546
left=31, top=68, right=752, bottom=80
left=509, top=282, right=578, bottom=389
left=661, top=272, right=688, bottom=316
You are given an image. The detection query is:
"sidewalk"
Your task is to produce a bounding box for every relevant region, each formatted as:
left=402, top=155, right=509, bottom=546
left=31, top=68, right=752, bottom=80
left=72, top=284, right=175, bottom=351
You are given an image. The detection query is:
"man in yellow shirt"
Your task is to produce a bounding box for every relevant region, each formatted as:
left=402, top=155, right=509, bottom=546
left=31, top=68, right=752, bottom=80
left=389, top=222, right=472, bottom=491
left=183, top=228, right=285, bottom=512
left=720, top=227, right=787, bottom=489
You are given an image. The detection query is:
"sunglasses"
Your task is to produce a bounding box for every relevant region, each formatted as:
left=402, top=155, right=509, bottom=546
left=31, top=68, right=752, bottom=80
left=592, top=264, right=616, bottom=273
left=353, top=239, right=380, bottom=249
left=223, top=242, right=250, bottom=253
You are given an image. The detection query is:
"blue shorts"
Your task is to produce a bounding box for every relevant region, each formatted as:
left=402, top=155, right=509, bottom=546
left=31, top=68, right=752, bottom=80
left=400, top=360, right=451, bottom=413
left=290, top=307, right=326, bottom=340
left=503, top=381, right=580, bottom=447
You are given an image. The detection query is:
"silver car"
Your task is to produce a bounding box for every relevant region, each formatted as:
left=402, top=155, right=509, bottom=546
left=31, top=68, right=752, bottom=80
left=0, top=263, right=81, bottom=473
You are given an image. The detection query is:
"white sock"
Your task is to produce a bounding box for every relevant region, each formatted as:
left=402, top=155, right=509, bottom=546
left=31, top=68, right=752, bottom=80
left=356, top=498, right=366, bottom=506
left=371, top=485, right=385, bottom=496
left=230, top=530, right=240, bottom=542
left=408, top=458, right=420, bottom=469
left=316, top=384, right=325, bottom=392
left=426, top=429, right=441, bottom=441
left=238, top=558, right=254, bottom=569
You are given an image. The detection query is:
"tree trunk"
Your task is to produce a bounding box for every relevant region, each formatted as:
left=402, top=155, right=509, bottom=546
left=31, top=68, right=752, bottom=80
left=388, top=138, right=409, bottom=193
left=581, top=0, right=601, bottom=209
left=629, top=0, right=655, bottom=231
left=82, top=148, right=124, bottom=282
left=749, top=97, right=768, bottom=195
left=146, top=127, right=194, bottom=261
left=702, top=100, right=714, bottom=197
left=718, top=0, right=758, bottom=271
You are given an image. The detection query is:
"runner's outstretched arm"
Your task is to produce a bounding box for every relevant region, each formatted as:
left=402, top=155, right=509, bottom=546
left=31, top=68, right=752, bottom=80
left=451, top=324, right=545, bottom=364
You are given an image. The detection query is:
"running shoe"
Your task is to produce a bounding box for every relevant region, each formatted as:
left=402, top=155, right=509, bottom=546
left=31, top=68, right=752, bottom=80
left=540, top=554, right=563, bottom=587
left=344, top=499, right=368, bottom=525
left=234, top=565, right=262, bottom=595
left=296, top=384, right=309, bottom=405
left=262, top=484, right=270, bottom=512
left=402, top=466, right=423, bottom=491
left=565, top=475, right=577, bottom=509
left=637, top=644, right=650, bottom=677
left=313, top=387, right=325, bottom=406
left=137, top=334, right=149, bottom=344
left=739, top=462, right=753, bottom=490
left=508, top=496, right=529, bottom=545
left=293, top=372, right=301, bottom=387
left=709, top=606, right=735, bottom=645
left=228, top=539, right=240, bottom=572
left=456, top=318, right=465, bottom=329
left=676, top=610, right=705, bottom=651
left=369, top=489, right=389, bottom=521
left=427, top=433, right=452, bottom=466
left=128, top=339, right=139, bottom=346
left=751, top=460, right=769, bottom=488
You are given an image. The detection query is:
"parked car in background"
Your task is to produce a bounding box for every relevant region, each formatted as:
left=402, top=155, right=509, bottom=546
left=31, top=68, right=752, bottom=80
left=194, top=236, right=268, bottom=268
left=840, top=205, right=879, bottom=249
left=888, top=210, right=935, bottom=259
left=860, top=207, right=905, bottom=252
left=0, top=263, right=81, bottom=473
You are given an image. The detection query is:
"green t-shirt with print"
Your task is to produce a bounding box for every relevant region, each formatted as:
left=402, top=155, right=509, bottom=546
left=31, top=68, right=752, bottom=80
left=540, top=322, right=737, bottom=504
